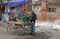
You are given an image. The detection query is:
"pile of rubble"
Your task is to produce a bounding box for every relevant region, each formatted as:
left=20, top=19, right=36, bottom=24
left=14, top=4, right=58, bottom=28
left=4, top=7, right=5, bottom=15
left=35, top=20, right=60, bottom=33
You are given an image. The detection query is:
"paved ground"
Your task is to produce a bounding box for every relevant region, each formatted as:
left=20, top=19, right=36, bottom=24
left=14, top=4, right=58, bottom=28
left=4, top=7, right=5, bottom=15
left=0, top=22, right=60, bottom=39
left=0, top=26, right=50, bottom=39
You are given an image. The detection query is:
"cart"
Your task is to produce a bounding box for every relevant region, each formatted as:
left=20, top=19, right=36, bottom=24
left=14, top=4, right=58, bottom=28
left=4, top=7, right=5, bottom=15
left=7, top=14, right=32, bottom=35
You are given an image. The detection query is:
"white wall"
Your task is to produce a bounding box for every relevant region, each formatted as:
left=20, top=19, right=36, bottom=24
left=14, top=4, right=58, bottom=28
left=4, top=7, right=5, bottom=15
left=48, top=4, right=60, bottom=13
left=34, top=5, right=42, bottom=12
left=32, top=0, right=39, bottom=3
left=32, top=4, right=60, bottom=13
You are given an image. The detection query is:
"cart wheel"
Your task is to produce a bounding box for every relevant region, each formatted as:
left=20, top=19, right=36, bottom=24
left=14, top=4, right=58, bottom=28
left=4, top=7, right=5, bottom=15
left=16, top=25, right=25, bottom=35
left=6, top=26, right=12, bottom=32
left=16, top=28, right=24, bottom=35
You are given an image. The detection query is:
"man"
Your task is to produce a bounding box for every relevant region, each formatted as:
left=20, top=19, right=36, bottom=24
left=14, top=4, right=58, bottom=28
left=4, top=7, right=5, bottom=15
left=30, top=11, right=37, bottom=36
left=2, top=12, right=9, bottom=22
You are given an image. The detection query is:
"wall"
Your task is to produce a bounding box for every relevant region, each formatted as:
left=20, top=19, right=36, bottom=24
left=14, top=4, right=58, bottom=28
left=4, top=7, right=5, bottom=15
left=35, top=12, right=60, bottom=22
left=33, top=4, right=60, bottom=13
left=32, top=0, right=39, bottom=3
left=46, top=12, right=60, bottom=21
left=32, top=1, right=60, bottom=22
left=34, top=5, right=42, bottom=12
left=48, top=4, right=60, bottom=13
left=33, top=5, right=42, bottom=22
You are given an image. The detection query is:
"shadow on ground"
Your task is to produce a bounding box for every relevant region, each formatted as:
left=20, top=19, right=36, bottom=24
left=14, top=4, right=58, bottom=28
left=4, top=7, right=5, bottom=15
left=26, top=33, right=50, bottom=39
left=14, top=32, right=51, bottom=39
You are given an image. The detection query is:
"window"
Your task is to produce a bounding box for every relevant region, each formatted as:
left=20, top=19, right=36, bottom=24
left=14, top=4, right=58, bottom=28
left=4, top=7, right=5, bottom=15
left=48, top=8, right=56, bottom=12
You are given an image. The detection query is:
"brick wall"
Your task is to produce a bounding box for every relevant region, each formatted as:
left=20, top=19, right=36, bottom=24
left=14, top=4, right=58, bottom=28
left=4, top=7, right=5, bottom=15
left=41, top=1, right=47, bottom=21
left=35, top=12, right=60, bottom=22
left=46, top=13, right=60, bottom=21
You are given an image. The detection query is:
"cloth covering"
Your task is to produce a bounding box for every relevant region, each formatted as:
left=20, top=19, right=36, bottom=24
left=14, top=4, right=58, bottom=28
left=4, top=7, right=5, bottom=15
left=8, top=0, right=28, bottom=7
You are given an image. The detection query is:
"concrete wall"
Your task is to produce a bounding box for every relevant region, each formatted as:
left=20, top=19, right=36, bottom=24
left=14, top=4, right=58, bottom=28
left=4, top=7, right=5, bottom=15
left=33, top=4, right=60, bottom=21
left=34, top=5, right=42, bottom=12
left=33, top=4, right=60, bottom=13
left=48, top=4, right=60, bottom=13
left=32, top=1, right=60, bottom=21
